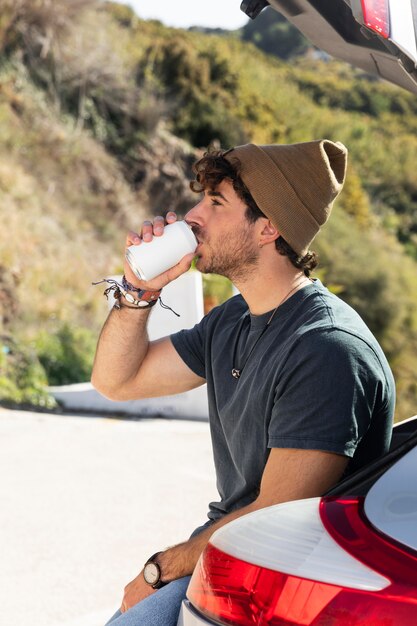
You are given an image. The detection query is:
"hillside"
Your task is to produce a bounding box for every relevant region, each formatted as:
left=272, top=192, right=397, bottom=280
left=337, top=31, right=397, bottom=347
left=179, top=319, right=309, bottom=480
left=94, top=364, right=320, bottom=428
left=0, top=0, right=416, bottom=419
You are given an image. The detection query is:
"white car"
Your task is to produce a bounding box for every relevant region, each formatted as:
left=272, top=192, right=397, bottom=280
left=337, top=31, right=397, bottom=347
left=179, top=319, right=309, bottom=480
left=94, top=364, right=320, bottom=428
left=178, top=1, right=417, bottom=624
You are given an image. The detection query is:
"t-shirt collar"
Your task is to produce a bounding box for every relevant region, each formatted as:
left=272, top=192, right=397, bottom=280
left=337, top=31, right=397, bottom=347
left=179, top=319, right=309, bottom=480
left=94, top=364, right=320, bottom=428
left=248, top=279, right=322, bottom=330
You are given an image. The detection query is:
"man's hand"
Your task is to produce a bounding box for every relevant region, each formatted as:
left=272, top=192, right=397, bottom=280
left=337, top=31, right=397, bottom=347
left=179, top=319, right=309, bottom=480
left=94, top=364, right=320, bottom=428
left=120, top=569, right=156, bottom=613
left=124, top=211, right=195, bottom=292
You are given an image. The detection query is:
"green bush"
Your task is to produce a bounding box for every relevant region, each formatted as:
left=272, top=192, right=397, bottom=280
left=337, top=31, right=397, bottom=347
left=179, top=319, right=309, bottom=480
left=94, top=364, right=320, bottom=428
left=241, top=7, right=310, bottom=60
left=35, top=323, right=97, bottom=386
left=316, top=209, right=417, bottom=421
left=0, top=338, right=56, bottom=408
left=203, top=273, right=234, bottom=306
left=139, top=35, right=246, bottom=147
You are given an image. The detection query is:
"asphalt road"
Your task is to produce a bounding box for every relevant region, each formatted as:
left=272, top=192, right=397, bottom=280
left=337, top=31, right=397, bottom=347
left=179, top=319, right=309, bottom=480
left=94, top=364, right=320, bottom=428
left=0, top=407, right=216, bottom=626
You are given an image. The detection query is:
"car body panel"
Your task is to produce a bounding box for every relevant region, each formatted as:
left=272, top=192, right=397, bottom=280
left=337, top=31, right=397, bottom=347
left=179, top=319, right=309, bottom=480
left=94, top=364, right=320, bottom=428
left=178, top=600, right=211, bottom=626
left=267, top=0, right=417, bottom=94
left=389, top=0, right=417, bottom=62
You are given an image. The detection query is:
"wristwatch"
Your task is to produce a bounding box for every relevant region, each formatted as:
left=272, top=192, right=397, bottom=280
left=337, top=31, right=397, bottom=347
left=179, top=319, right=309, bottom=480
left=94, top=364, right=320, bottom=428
left=143, top=552, right=168, bottom=589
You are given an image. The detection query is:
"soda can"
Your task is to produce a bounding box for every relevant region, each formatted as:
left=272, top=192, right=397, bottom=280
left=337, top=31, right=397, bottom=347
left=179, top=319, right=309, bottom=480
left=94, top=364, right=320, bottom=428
left=125, top=220, right=198, bottom=281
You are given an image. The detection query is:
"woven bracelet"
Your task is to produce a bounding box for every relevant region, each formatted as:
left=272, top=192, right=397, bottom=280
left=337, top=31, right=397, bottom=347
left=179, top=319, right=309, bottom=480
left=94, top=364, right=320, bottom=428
left=92, top=278, right=180, bottom=316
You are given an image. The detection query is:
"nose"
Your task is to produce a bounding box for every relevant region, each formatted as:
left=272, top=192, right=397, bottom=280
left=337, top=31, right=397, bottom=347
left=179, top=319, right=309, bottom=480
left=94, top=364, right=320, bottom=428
left=185, top=199, right=205, bottom=227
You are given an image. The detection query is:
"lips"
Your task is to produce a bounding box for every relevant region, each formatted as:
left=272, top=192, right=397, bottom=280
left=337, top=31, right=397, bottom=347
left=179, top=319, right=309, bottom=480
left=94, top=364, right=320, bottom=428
left=194, top=234, right=203, bottom=247
left=189, top=224, right=202, bottom=241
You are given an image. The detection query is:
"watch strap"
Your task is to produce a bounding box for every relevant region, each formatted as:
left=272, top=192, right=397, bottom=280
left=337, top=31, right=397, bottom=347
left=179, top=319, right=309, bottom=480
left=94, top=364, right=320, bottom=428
left=146, top=551, right=163, bottom=563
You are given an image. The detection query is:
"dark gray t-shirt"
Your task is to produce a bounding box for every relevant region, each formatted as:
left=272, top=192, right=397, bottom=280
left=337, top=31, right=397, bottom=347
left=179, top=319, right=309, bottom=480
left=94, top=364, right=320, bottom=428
left=171, top=279, right=395, bottom=521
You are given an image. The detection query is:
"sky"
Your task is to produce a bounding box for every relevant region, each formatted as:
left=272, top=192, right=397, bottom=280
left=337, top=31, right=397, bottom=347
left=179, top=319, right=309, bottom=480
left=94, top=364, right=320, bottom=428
left=116, top=0, right=248, bottom=30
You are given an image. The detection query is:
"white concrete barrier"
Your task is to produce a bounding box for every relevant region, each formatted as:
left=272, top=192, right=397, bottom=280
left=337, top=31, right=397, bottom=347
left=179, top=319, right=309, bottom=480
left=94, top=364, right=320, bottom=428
left=49, top=382, right=209, bottom=420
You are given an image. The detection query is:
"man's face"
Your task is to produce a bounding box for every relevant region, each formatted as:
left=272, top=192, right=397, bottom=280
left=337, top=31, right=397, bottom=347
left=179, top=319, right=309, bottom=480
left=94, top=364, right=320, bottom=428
left=185, top=179, right=260, bottom=282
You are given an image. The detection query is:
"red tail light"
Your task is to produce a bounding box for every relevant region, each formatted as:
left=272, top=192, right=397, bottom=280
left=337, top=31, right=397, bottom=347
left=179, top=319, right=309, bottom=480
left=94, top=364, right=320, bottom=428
left=360, top=0, right=390, bottom=38
left=188, top=543, right=347, bottom=626
left=187, top=497, right=417, bottom=625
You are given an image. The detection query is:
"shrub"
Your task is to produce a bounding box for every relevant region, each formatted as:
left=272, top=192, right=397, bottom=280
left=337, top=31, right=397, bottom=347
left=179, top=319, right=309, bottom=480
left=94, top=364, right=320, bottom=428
left=316, top=210, right=417, bottom=421
left=241, top=7, right=310, bottom=60
left=202, top=274, right=234, bottom=313
left=140, top=35, right=246, bottom=148
left=35, top=323, right=97, bottom=386
left=0, top=337, right=56, bottom=408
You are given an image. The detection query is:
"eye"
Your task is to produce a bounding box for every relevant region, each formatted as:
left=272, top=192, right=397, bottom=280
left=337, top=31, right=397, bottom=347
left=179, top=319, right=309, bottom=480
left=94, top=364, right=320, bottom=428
left=211, top=199, right=222, bottom=206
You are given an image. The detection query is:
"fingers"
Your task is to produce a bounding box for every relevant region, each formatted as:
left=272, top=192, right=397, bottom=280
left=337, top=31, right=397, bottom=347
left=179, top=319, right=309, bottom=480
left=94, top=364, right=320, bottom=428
left=126, top=212, right=178, bottom=247
left=141, top=219, right=154, bottom=242
left=126, top=230, right=141, bottom=247
left=166, top=211, right=177, bottom=224
left=152, top=216, right=165, bottom=238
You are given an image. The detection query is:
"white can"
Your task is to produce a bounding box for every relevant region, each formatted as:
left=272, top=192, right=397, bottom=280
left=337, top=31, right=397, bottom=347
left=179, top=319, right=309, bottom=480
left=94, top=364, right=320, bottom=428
left=125, top=220, right=198, bottom=281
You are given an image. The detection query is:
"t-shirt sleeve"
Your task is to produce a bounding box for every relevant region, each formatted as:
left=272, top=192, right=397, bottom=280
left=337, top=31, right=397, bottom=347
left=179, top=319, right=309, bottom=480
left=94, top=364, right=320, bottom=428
left=268, top=328, right=384, bottom=457
left=170, top=317, right=208, bottom=379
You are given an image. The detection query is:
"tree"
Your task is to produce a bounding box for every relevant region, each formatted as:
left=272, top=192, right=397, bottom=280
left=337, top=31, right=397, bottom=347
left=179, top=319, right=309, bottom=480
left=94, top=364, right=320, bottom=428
left=241, top=7, right=310, bottom=60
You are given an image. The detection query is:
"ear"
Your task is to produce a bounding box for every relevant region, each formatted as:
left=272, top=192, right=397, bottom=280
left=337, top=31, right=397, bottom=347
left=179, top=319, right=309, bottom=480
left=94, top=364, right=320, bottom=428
left=258, top=219, right=280, bottom=247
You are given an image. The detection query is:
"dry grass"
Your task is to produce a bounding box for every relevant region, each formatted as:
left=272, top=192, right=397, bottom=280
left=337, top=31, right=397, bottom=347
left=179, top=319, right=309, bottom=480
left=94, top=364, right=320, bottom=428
left=1, top=0, right=97, bottom=56
left=0, top=74, right=145, bottom=342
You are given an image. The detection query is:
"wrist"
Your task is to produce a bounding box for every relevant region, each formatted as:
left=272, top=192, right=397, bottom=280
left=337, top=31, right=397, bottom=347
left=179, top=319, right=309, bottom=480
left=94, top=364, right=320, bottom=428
left=93, top=277, right=179, bottom=316
left=112, top=276, right=161, bottom=309
left=122, top=275, right=162, bottom=304
left=156, top=543, right=197, bottom=580
left=143, top=552, right=168, bottom=589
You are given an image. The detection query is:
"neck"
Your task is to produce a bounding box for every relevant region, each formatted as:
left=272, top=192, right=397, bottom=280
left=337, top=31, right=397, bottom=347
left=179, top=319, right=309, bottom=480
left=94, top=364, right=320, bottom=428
left=233, top=257, right=311, bottom=315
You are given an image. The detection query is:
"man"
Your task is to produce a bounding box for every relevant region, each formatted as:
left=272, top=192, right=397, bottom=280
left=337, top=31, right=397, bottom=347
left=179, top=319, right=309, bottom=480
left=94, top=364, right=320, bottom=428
left=92, top=140, right=395, bottom=626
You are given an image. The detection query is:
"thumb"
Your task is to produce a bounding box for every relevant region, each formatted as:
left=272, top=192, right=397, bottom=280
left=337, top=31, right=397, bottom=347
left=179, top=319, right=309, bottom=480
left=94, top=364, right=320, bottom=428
left=145, top=252, right=195, bottom=290
left=164, top=252, right=195, bottom=283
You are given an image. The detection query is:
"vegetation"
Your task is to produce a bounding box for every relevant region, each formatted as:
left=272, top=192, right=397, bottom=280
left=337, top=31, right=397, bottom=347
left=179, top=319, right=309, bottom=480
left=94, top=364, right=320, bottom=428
left=35, top=323, right=97, bottom=386
left=241, top=7, right=311, bottom=59
left=0, top=0, right=416, bottom=420
left=202, top=274, right=234, bottom=314
left=0, top=337, right=56, bottom=408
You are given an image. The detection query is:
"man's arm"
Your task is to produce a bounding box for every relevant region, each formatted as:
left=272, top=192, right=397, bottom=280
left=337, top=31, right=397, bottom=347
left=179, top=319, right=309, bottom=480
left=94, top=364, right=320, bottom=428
left=121, top=447, right=348, bottom=612
left=91, top=214, right=204, bottom=400
left=91, top=307, right=205, bottom=401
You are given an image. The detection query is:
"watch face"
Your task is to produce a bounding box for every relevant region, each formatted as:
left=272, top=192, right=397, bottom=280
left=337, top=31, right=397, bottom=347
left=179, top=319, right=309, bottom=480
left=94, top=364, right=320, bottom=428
left=144, top=562, right=160, bottom=585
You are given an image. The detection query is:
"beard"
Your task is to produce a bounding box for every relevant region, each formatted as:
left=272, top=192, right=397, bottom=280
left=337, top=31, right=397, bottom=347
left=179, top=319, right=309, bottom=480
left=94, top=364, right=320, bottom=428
left=193, top=223, right=260, bottom=283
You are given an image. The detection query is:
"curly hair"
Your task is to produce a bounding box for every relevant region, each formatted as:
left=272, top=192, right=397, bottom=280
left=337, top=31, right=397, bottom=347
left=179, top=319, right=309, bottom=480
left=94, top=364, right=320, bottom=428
left=190, top=149, right=319, bottom=277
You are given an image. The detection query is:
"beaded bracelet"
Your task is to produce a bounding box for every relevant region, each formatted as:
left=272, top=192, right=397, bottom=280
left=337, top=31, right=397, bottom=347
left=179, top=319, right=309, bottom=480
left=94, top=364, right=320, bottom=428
left=92, top=278, right=159, bottom=308
left=121, top=275, right=161, bottom=304
left=92, top=278, right=180, bottom=316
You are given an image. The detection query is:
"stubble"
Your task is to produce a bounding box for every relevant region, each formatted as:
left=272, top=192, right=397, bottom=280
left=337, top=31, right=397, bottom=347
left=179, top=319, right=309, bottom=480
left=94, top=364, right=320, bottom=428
left=194, top=223, right=260, bottom=283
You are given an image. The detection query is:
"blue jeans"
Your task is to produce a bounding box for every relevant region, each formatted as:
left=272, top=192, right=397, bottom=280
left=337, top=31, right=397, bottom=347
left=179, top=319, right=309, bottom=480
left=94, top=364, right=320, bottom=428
left=104, top=576, right=191, bottom=626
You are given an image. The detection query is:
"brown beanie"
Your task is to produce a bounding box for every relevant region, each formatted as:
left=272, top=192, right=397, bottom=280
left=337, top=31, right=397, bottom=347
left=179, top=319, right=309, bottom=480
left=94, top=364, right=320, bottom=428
left=224, top=140, right=348, bottom=255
